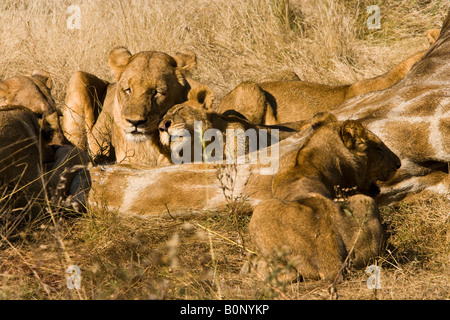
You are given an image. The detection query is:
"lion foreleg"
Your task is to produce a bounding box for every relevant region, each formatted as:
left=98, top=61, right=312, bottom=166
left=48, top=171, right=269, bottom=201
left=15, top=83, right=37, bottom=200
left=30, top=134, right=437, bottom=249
left=63, top=71, right=109, bottom=149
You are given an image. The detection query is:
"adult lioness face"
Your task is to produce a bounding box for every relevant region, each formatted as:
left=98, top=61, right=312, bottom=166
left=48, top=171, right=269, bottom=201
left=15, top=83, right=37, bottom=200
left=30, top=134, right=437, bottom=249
left=109, top=47, right=196, bottom=142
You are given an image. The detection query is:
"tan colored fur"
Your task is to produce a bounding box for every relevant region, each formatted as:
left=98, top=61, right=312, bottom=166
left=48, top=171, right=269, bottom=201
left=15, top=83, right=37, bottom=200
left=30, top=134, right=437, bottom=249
left=63, top=47, right=199, bottom=165
left=87, top=115, right=397, bottom=217
left=334, top=18, right=450, bottom=204
left=217, top=31, right=439, bottom=125
left=0, top=106, right=89, bottom=229
left=159, top=86, right=294, bottom=162
left=158, top=86, right=341, bottom=163
left=426, top=28, right=441, bottom=45
left=0, top=70, right=66, bottom=146
left=86, top=17, right=450, bottom=219
left=260, top=69, right=301, bottom=82
left=249, top=120, right=400, bottom=281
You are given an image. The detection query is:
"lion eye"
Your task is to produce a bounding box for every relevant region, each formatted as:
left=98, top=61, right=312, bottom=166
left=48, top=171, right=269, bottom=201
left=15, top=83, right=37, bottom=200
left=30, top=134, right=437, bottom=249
left=124, top=88, right=131, bottom=95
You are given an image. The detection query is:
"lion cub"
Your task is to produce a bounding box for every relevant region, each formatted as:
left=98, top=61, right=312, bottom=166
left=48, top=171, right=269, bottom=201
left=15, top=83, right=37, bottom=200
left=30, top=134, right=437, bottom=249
left=218, top=30, right=440, bottom=125
left=158, top=85, right=305, bottom=164
left=249, top=119, right=401, bottom=281
left=0, top=106, right=56, bottom=225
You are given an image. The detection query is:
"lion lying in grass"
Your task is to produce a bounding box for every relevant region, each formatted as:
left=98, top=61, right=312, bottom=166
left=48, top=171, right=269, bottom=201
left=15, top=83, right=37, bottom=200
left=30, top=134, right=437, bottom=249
left=249, top=119, right=401, bottom=281
left=0, top=105, right=89, bottom=237
left=158, top=85, right=309, bottom=163
left=0, top=70, right=67, bottom=147
left=0, top=106, right=56, bottom=235
left=0, top=104, right=89, bottom=204
left=217, top=30, right=440, bottom=125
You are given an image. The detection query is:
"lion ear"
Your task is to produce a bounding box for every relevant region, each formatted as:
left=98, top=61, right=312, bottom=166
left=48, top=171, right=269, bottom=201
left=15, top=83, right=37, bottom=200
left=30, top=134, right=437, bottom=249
left=173, top=50, right=197, bottom=74
left=426, top=29, right=440, bottom=46
left=340, top=120, right=366, bottom=149
left=32, top=69, right=53, bottom=90
left=108, top=46, right=133, bottom=81
left=187, top=84, right=215, bottom=110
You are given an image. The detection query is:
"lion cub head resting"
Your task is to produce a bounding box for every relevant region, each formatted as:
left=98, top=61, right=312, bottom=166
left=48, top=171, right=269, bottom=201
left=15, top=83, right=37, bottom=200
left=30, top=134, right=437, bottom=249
left=158, top=85, right=222, bottom=161
left=0, top=70, right=66, bottom=146
left=108, top=47, right=197, bottom=142
left=273, top=119, right=402, bottom=200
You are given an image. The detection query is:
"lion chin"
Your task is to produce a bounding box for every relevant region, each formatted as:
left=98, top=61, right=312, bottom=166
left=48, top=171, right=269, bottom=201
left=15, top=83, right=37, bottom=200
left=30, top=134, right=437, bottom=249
left=125, top=132, right=153, bottom=142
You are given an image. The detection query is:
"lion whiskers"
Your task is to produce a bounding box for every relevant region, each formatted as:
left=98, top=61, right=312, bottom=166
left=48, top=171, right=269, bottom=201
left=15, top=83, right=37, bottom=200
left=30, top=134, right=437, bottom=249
left=125, top=132, right=153, bottom=142
left=124, top=118, right=160, bottom=142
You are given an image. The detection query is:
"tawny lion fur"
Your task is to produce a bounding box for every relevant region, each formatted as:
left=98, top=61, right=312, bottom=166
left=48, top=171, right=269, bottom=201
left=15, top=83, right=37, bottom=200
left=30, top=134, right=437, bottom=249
left=217, top=29, right=440, bottom=125
left=158, top=85, right=311, bottom=163
left=249, top=120, right=401, bottom=281
left=0, top=106, right=54, bottom=207
left=63, top=47, right=203, bottom=166
left=0, top=70, right=67, bottom=146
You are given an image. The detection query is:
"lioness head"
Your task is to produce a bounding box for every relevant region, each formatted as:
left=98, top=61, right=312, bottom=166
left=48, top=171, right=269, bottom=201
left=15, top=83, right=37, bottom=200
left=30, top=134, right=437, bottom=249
left=274, top=119, right=401, bottom=199
left=108, top=46, right=197, bottom=142
left=0, top=70, right=66, bottom=146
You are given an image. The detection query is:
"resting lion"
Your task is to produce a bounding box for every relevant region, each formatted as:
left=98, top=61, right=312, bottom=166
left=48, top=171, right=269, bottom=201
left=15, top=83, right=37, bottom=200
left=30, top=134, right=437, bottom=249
left=158, top=85, right=338, bottom=163
left=63, top=47, right=202, bottom=165
left=0, top=70, right=67, bottom=146
left=217, top=30, right=440, bottom=125
left=249, top=119, right=401, bottom=281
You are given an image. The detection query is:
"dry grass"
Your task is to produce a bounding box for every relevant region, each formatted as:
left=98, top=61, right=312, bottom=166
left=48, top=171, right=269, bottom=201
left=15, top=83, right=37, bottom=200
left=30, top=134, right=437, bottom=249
left=0, top=0, right=449, bottom=300
left=1, top=191, right=448, bottom=300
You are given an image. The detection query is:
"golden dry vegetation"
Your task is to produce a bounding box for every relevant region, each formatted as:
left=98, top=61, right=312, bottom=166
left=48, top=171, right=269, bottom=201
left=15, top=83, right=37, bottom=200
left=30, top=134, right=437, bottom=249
left=0, top=0, right=449, bottom=300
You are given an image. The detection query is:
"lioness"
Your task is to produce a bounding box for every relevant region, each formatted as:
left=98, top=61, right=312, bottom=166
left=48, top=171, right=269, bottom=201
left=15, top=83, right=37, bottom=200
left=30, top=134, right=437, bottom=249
left=217, top=30, right=440, bottom=125
left=63, top=47, right=201, bottom=165
left=0, top=70, right=66, bottom=146
left=249, top=120, right=401, bottom=281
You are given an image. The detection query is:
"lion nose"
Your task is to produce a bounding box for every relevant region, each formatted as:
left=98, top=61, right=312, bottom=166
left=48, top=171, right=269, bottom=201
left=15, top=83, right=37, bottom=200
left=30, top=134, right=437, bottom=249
left=126, top=119, right=146, bottom=128
left=158, top=120, right=171, bottom=132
